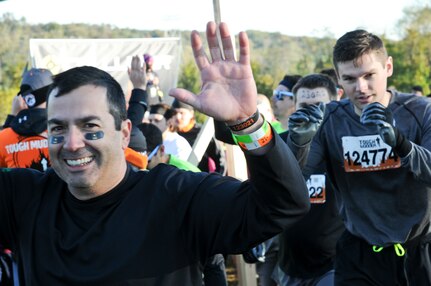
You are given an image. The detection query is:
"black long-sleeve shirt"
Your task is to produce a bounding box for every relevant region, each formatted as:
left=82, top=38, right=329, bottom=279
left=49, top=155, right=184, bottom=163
left=0, top=133, right=309, bottom=285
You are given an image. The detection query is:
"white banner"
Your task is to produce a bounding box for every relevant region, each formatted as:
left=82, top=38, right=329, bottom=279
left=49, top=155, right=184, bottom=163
left=29, top=38, right=182, bottom=104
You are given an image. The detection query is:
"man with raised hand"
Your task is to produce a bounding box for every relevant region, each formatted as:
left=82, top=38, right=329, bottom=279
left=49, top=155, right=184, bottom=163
left=0, top=22, right=309, bottom=285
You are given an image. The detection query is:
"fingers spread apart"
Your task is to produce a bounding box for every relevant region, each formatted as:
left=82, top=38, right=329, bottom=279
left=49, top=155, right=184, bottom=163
left=191, top=21, right=249, bottom=67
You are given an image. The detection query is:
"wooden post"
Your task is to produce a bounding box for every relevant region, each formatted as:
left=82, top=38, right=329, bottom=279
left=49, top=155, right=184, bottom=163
left=212, top=2, right=257, bottom=285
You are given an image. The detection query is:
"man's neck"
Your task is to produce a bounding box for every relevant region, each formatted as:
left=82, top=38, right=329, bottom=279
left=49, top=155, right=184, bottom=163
left=68, top=164, right=128, bottom=200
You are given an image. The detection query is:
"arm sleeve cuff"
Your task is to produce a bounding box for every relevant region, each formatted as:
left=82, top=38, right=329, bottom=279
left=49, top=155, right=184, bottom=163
left=129, top=89, right=148, bottom=109
left=394, top=127, right=413, bottom=158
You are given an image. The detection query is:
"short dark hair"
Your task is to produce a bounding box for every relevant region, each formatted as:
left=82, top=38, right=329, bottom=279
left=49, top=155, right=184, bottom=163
left=292, top=73, right=338, bottom=101
left=137, top=123, right=163, bottom=153
left=278, top=75, right=302, bottom=91
left=412, top=85, right=423, bottom=93
left=47, top=66, right=127, bottom=130
left=149, top=103, right=171, bottom=117
left=333, top=29, right=387, bottom=71
left=320, top=68, right=340, bottom=86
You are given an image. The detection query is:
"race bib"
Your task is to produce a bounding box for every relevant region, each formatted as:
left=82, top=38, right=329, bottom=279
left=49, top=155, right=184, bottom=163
left=342, top=135, right=400, bottom=172
left=306, top=174, right=326, bottom=204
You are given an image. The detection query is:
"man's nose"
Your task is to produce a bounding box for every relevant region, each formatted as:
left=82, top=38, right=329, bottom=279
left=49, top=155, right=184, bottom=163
left=356, top=78, right=368, bottom=92
left=63, top=127, right=85, bottom=151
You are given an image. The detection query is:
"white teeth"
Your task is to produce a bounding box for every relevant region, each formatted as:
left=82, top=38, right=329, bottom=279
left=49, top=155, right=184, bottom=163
left=66, top=157, right=93, bottom=166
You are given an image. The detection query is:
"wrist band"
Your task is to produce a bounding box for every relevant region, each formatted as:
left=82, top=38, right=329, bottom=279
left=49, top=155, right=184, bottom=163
left=228, top=110, right=260, bottom=132
left=232, top=120, right=273, bottom=151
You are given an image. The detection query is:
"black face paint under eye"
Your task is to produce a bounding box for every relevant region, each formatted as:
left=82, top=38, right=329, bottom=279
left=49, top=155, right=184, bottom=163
left=49, top=131, right=104, bottom=144
left=50, top=136, right=64, bottom=144
left=85, top=131, right=104, bottom=140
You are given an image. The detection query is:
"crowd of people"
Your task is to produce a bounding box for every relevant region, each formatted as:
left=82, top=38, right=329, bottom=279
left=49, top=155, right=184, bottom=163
left=0, top=20, right=431, bottom=286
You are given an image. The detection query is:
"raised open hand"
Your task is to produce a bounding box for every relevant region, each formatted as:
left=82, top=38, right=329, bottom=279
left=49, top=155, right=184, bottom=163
left=169, top=22, right=257, bottom=124
left=128, top=55, right=147, bottom=90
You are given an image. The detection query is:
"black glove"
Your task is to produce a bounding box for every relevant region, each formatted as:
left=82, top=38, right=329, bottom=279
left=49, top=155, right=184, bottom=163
left=288, top=102, right=325, bottom=146
left=360, top=102, right=412, bottom=157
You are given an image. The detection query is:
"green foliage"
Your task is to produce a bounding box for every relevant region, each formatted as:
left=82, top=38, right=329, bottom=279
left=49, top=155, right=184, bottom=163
left=388, top=3, right=431, bottom=94
left=0, top=88, right=17, bottom=124
left=177, top=58, right=208, bottom=124
left=251, top=60, right=274, bottom=97
left=177, top=58, right=200, bottom=95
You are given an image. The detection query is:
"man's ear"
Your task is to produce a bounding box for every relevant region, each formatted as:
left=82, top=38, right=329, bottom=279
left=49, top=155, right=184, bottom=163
left=386, top=56, right=394, bottom=77
left=121, top=120, right=132, bottom=150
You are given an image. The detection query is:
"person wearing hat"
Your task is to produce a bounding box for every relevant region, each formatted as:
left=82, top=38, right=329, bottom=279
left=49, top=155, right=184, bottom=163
left=0, top=68, right=53, bottom=286
left=271, top=75, right=302, bottom=131
left=0, top=68, right=53, bottom=171
left=172, top=98, right=226, bottom=174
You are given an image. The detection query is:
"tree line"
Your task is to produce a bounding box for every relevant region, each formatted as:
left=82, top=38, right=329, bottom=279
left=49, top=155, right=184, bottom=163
left=1, top=3, right=430, bottom=123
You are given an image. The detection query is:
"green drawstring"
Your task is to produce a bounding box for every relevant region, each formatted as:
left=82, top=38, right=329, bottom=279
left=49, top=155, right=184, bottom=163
left=372, top=243, right=406, bottom=256
left=394, top=243, right=405, bottom=256
left=372, top=245, right=383, bottom=252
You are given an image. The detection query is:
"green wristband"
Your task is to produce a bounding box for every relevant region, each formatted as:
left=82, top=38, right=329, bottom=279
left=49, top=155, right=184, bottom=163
left=232, top=120, right=273, bottom=150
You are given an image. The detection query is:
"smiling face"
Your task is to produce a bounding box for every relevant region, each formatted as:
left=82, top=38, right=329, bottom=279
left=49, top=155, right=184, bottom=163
left=47, top=85, right=131, bottom=199
left=337, top=52, right=393, bottom=115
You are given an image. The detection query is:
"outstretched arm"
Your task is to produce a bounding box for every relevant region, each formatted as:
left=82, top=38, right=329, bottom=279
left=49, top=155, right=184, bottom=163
left=167, top=21, right=310, bottom=256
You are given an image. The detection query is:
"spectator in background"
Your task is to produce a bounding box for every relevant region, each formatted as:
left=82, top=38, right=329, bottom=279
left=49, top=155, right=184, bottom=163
left=257, top=94, right=284, bottom=134
left=125, top=55, right=151, bottom=169
left=277, top=73, right=344, bottom=286
left=125, top=127, right=148, bottom=170
left=148, top=103, right=168, bottom=132
left=411, top=85, right=423, bottom=96
left=144, top=53, right=163, bottom=105
left=138, top=122, right=198, bottom=172
left=0, top=68, right=53, bottom=171
left=0, top=67, right=53, bottom=286
left=172, top=99, right=226, bottom=174
left=271, top=75, right=302, bottom=131
left=148, top=103, right=193, bottom=161
left=248, top=74, right=344, bottom=286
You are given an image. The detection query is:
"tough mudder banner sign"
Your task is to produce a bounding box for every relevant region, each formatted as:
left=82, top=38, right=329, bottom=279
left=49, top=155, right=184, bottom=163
left=29, top=38, right=182, bottom=103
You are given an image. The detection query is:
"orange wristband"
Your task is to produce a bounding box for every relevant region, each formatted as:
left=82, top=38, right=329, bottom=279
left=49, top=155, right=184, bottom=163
left=232, top=120, right=273, bottom=150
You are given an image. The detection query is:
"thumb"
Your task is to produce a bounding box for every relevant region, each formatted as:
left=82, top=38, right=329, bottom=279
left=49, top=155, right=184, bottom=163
left=168, top=88, right=200, bottom=110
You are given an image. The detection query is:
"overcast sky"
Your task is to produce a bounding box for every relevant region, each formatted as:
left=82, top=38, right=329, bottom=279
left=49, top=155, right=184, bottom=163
left=0, top=0, right=425, bottom=39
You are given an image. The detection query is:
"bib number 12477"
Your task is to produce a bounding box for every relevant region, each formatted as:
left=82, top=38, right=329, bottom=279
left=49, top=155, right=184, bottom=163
left=342, top=135, right=400, bottom=172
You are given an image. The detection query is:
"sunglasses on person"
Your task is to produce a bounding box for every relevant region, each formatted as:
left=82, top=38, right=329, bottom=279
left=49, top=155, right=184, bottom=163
left=273, top=90, right=294, bottom=101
